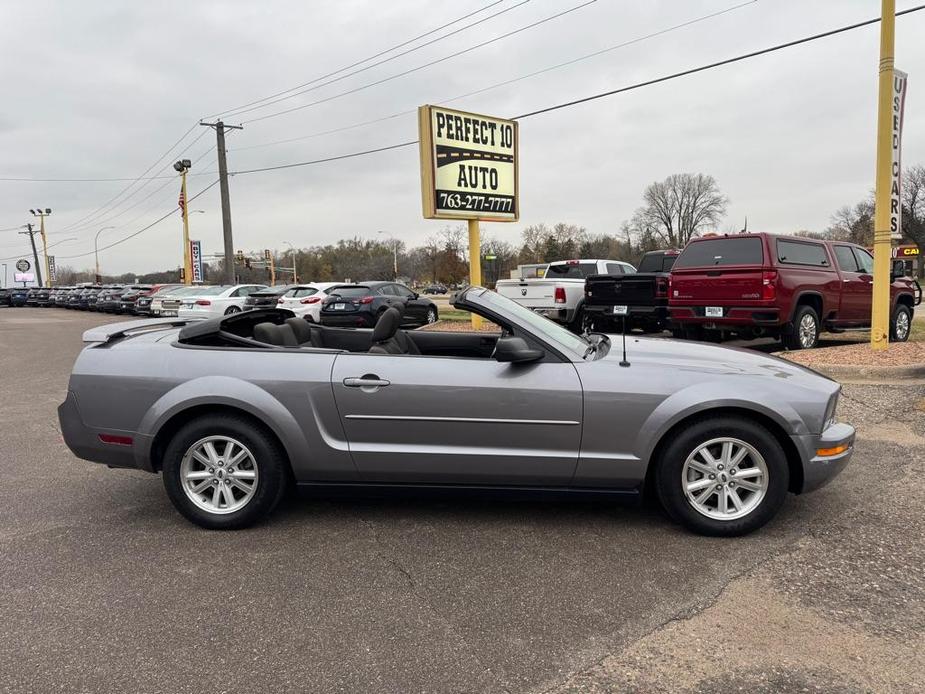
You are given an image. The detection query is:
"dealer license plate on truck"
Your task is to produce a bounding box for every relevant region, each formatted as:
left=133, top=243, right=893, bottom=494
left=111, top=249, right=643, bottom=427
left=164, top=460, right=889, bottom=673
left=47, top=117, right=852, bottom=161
left=612, top=305, right=628, bottom=316
left=705, top=306, right=723, bottom=317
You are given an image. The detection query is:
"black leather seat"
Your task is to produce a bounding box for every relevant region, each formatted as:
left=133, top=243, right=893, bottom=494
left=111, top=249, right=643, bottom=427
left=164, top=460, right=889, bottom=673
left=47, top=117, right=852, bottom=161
left=386, top=303, right=421, bottom=355
left=369, top=308, right=408, bottom=354
left=285, top=317, right=324, bottom=347
left=253, top=322, right=298, bottom=346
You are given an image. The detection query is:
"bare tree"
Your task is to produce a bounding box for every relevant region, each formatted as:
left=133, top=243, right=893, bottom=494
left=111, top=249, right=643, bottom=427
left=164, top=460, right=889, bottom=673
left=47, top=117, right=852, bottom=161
left=825, top=199, right=874, bottom=246
left=634, top=173, right=729, bottom=247
left=902, top=165, right=925, bottom=277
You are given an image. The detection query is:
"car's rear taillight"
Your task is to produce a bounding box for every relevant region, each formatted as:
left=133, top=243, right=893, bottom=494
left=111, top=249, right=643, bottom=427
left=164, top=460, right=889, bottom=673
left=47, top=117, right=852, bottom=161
left=359, top=296, right=375, bottom=304
left=301, top=296, right=321, bottom=304
left=195, top=299, right=211, bottom=306
left=554, top=287, right=566, bottom=304
left=98, top=433, right=133, bottom=446
left=655, top=277, right=669, bottom=298
left=761, top=271, right=778, bottom=301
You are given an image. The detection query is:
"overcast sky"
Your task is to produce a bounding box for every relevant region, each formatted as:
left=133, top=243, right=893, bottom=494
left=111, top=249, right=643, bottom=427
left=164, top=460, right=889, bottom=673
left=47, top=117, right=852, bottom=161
left=1, top=0, right=923, bottom=276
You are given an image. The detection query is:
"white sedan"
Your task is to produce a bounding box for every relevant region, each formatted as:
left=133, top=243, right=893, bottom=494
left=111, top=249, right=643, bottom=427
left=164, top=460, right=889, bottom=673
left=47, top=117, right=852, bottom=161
left=276, top=282, right=340, bottom=322
left=176, top=284, right=266, bottom=319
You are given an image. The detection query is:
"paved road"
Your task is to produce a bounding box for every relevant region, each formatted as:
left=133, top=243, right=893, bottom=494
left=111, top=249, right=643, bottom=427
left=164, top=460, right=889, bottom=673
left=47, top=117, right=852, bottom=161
left=1, top=308, right=922, bottom=693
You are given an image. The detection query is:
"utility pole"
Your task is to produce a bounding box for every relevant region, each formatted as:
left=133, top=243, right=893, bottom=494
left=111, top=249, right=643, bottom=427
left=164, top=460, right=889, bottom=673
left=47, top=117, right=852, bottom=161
left=29, top=209, right=52, bottom=287
left=871, top=0, right=896, bottom=350
left=19, top=224, right=43, bottom=287
left=200, top=120, right=242, bottom=285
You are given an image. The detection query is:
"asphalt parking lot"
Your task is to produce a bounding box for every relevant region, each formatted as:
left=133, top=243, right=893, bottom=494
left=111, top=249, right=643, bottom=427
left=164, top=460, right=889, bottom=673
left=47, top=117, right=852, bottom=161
left=1, top=308, right=923, bottom=693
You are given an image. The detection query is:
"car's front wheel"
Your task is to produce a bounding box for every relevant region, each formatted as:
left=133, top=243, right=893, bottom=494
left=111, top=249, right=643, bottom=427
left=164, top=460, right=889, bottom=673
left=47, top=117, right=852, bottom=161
left=655, top=416, right=789, bottom=536
left=161, top=414, right=289, bottom=529
left=425, top=306, right=438, bottom=324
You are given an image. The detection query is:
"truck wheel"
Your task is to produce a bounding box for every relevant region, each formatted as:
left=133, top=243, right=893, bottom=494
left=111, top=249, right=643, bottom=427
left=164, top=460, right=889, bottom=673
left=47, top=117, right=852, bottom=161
left=568, top=308, right=586, bottom=334
left=890, top=305, right=912, bottom=342
left=161, top=414, right=289, bottom=529
left=783, top=305, right=819, bottom=350
left=654, top=416, right=789, bottom=536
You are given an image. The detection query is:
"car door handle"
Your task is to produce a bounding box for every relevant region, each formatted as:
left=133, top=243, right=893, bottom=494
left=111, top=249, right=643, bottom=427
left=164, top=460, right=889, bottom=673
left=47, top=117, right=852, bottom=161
left=343, top=376, right=391, bottom=388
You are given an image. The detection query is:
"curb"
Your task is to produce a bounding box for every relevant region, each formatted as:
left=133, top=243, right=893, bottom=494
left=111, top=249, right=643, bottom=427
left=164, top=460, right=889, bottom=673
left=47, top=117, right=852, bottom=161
left=784, top=361, right=925, bottom=382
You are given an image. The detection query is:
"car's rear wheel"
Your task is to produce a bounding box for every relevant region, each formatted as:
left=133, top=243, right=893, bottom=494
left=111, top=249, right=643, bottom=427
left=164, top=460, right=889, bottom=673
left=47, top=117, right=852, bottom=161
left=655, top=416, right=789, bottom=536
left=890, top=304, right=912, bottom=342
left=162, top=415, right=289, bottom=529
left=224, top=306, right=241, bottom=315
left=784, top=305, right=820, bottom=350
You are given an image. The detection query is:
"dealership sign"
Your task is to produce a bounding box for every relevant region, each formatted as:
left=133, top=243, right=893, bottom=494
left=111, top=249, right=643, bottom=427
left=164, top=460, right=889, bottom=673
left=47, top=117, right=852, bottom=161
left=15, top=258, right=30, bottom=272
left=47, top=255, right=57, bottom=282
left=190, top=240, right=204, bottom=283
left=418, top=105, right=518, bottom=222
left=890, top=70, right=908, bottom=239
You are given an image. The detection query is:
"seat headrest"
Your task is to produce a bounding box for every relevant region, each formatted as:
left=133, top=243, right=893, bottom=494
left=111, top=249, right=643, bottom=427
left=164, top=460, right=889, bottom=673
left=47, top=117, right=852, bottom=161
left=391, top=301, right=406, bottom=316
left=285, top=317, right=314, bottom=344
left=371, top=307, right=401, bottom=342
left=254, top=322, right=282, bottom=345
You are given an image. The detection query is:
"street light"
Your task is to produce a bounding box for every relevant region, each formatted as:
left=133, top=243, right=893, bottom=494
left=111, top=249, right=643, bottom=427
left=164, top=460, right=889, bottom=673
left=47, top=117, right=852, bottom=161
left=377, top=230, right=398, bottom=279
left=283, top=241, right=298, bottom=284
left=95, top=226, right=115, bottom=284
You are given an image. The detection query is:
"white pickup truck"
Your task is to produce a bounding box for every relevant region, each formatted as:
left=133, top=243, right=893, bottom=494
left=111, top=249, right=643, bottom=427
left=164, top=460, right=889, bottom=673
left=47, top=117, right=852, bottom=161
left=496, top=258, right=636, bottom=331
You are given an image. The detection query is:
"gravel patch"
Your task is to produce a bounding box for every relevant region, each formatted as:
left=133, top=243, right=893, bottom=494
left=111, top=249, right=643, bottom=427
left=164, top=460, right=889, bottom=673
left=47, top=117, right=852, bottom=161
left=779, top=341, right=925, bottom=367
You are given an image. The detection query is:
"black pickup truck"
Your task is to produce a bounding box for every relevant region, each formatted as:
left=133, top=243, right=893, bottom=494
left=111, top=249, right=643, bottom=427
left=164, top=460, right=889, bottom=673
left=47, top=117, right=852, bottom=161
left=583, top=249, right=680, bottom=332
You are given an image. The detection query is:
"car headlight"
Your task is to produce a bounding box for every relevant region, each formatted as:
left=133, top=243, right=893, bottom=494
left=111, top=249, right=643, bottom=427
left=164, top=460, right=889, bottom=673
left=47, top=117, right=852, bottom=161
left=823, top=392, right=839, bottom=430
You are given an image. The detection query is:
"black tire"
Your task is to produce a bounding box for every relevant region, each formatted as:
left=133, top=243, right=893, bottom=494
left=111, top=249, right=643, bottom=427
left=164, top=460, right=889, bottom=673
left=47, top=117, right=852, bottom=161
left=425, top=306, right=438, bottom=324
left=890, top=304, right=912, bottom=342
left=568, top=307, right=586, bottom=334
left=161, top=414, right=289, bottom=529
left=224, top=305, right=241, bottom=315
left=654, top=416, right=789, bottom=537
left=783, top=305, right=819, bottom=350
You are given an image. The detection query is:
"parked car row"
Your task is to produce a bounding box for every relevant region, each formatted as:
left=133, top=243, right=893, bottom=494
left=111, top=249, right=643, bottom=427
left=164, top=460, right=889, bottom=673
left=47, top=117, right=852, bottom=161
left=582, top=233, right=922, bottom=349
left=4, top=279, right=441, bottom=328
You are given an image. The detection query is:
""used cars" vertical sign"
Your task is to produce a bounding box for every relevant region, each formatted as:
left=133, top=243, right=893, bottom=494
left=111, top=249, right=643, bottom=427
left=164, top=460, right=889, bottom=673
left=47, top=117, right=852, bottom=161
left=418, top=105, right=518, bottom=222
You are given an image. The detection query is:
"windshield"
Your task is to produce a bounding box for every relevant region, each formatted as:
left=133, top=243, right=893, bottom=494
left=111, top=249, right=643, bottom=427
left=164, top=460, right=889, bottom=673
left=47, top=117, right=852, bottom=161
left=675, top=237, right=764, bottom=268
left=464, top=288, right=590, bottom=357
left=328, top=286, right=371, bottom=298
left=545, top=262, right=599, bottom=279
left=638, top=253, right=678, bottom=272
left=163, top=286, right=207, bottom=297
left=190, top=286, right=228, bottom=296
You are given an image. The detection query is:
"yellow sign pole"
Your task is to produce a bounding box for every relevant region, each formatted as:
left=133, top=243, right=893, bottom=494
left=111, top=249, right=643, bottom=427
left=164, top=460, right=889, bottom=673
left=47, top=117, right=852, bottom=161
left=871, top=0, right=896, bottom=351
left=468, top=218, right=483, bottom=329
left=181, top=169, right=192, bottom=285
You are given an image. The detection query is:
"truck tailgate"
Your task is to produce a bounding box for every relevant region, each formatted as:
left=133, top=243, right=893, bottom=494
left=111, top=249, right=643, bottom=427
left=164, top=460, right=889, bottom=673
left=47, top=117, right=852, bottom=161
left=496, top=279, right=561, bottom=308
left=670, top=267, right=766, bottom=303
left=585, top=274, right=660, bottom=306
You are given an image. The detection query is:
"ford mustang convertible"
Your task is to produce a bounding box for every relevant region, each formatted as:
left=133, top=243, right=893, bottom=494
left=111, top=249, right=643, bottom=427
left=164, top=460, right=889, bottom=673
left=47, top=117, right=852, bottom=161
left=58, top=287, right=854, bottom=535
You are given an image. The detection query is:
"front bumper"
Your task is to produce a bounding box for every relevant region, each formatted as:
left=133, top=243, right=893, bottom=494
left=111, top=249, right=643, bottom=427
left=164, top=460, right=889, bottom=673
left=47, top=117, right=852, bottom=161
left=792, top=421, right=855, bottom=493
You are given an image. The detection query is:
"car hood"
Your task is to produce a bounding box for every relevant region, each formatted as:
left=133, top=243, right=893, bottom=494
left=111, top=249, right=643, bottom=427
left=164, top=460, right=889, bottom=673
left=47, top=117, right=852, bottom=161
left=599, top=335, right=834, bottom=385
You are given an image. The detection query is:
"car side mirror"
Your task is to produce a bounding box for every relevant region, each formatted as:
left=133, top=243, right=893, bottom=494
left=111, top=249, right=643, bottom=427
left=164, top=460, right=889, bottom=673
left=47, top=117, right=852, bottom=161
left=891, top=259, right=906, bottom=280
left=493, top=336, right=544, bottom=364
left=411, top=292, right=419, bottom=300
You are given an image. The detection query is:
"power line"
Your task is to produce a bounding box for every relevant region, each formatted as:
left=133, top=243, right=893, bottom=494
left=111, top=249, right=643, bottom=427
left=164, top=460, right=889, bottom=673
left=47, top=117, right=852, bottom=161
left=242, top=0, right=598, bottom=125
left=54, top=122, right=204, bottom=234
left=207, top=0, right=510, bottom=119
left=55, top=179, right=221, bottom=261
left=216, top=0, right=531, bottom=120
left=513, top=2, right=925, bottom=119
left=231, top=0, right=757, bottom=153
left=228, top=4, right=925, bottom=175
left=0, top=172, right=215, bottom=183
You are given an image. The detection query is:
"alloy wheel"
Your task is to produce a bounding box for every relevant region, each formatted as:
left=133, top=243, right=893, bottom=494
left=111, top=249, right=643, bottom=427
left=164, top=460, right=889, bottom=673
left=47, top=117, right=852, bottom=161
left=681, top=437, right=768, bottom=521
left=426, top=308, right=438, bottom=324
left=179, top=435, right=259, bottom=515
left=798, top=313, right=817, bottom=348
left=895, top=310, right=910, bottom=340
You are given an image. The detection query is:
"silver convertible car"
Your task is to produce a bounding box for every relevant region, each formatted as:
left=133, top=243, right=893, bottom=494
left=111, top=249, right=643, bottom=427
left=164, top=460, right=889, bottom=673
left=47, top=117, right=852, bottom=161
left=58, top=287, right=854, bottom=535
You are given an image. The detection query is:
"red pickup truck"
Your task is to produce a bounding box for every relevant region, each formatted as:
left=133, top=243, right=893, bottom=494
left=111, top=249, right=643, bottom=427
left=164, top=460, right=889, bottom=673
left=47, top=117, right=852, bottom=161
left=669, top=232, right=922, bottom=349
